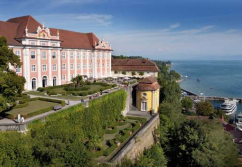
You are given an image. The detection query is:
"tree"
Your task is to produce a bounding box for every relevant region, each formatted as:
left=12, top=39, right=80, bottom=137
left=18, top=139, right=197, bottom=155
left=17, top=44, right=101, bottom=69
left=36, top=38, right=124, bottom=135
left=197, top=101, right=214, bottom=116
left=0, top=132, right=38, bottom=166
left=131, top=71, right=136, bottom=76
left=170, top=70, right=181, bottom=80
left=161, top=81, right=181, bottom=105
left=142, top=145, right=167, bottom=167
left=114, top=70, right=118, bottom=74
left=0, top=36, right=26, bottom=112
left=122, top=71, right=126, bottom=75
left=139, top=71, right=144, bottom=76
left=0, top=36, right=21, bottom=71
left=71, top=75, right=83, bottom=88
left=181, top=97, right=193, bottom=112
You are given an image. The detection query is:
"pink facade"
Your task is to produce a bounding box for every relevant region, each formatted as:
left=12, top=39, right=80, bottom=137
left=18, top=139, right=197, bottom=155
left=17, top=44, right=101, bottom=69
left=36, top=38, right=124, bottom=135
left=1, top=16, right=112, bottom=90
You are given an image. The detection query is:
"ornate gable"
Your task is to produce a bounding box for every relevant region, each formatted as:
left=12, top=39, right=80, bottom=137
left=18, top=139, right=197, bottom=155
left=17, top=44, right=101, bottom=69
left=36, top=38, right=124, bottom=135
left=37, top=25, right=51, bottom=39
left=95, top=38, right=111, bottom=50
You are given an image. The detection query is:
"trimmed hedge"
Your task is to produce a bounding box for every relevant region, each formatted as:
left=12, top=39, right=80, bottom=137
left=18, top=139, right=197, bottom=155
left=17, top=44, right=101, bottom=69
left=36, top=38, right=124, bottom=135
left=38, top=97, right=65, bottom=106
left=13, top=102, right=29, bottom=109
left=117, top=119, right=127, bottom=126
left=127, top=116, right=147, bottom=124
left=92, top=147, right=104, bottom=158
left=79, top=92, right=88, bottom=96
left=16, top=94, right=30, bottom=100
left=22, top=107, right=53, bottom=118
left=103, top=140, right=117, bottom=156
left=105, top=126, right=118, bottom=134
left=37, top=87, right=45, bottom=92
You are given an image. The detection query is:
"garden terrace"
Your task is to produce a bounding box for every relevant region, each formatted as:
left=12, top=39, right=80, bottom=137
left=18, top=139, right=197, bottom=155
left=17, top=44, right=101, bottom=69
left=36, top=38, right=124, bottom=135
left=3, top=97, right=65, bottom=119
left=26, top=82, right=117, bottom=101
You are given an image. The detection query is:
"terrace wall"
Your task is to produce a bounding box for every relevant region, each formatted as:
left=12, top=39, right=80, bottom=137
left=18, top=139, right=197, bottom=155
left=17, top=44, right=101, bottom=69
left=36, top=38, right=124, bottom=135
left=109, top=114, right=160, bottom=165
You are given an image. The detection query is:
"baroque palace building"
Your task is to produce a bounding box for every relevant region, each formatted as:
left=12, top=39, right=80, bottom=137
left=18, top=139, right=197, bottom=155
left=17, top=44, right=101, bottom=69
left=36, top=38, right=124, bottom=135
left=0, top=15, right=112, bottom=90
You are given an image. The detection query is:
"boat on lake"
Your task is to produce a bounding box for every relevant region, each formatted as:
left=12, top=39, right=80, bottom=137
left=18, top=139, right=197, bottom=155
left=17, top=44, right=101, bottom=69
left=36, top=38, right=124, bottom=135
left=220, top=99, right=238, bottom=115
left=236, top=113, right=242, bottom=131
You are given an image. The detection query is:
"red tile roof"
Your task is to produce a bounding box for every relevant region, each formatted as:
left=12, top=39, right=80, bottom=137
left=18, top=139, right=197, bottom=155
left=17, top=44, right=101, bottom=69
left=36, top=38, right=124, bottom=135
left=112, top=59, right=160, bottom=72
left=136, top=76, right=160, bottom=91
left=0, top=15, right=108, bottom=50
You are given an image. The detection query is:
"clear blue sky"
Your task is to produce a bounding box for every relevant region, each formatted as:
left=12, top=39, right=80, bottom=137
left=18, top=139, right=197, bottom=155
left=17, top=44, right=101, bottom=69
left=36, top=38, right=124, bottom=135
left=1, top=0, right=242, bottom=60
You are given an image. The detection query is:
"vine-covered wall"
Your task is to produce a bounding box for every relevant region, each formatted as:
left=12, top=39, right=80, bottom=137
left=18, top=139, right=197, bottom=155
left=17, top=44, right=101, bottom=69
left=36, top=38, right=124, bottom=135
left=0, top=90, right=127, bottom=166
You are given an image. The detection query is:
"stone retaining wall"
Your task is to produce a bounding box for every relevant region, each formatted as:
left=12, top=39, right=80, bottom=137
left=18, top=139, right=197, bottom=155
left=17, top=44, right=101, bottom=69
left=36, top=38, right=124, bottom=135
left=109, top=114, right=160, bottom=165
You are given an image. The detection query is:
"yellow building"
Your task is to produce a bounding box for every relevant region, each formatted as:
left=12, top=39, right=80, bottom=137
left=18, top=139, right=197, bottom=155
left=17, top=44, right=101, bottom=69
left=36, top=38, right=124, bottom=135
left=136, top=77, right=160, bottom=113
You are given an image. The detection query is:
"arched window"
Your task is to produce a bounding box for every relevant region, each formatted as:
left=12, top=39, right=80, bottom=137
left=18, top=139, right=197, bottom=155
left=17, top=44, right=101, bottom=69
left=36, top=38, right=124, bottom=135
left=42, top=76, right=47, bottom=87
left=32, top=78, right=36, bottom=90
left=53, top=77, right=57, bottom=86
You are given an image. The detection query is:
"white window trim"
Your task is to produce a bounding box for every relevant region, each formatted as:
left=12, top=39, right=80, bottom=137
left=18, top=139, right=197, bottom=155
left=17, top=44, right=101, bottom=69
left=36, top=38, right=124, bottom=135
left=31, top=65, right=36, bottom=72
left=53, top=64, right=57, bottom=71
left=42, top=64, right=47, bottom=72
left=62, top=64, right=66, bottom=70
left=70, top=64, right=74, bottom=70
left=31, top=51, right=36, bottom=59
left=62, top=75, right=66, bottom=80
left=62, top=52, right=66, bottom=59
left=42, top=51, right=47, bottom=59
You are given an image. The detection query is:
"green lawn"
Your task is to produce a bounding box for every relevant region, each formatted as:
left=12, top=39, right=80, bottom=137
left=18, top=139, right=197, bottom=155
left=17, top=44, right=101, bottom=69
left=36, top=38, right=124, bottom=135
left=7, top=100, right=58, bottom=118
left=26, top=91, right=84, bottom=101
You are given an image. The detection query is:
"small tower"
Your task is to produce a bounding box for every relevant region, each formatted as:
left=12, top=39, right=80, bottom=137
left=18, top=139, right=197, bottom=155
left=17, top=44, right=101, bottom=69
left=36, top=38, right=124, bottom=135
left=136, top=76, right=160, bottom=113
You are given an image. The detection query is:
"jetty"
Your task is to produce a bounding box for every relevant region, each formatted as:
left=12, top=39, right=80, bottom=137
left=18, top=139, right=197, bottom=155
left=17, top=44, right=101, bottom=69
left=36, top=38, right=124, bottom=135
left=182, top=89, right=242, bottom=103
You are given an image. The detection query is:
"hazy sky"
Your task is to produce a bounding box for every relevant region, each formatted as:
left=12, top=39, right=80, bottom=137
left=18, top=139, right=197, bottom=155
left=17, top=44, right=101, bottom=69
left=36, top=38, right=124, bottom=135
left=0, top=0, right=242, bottom=60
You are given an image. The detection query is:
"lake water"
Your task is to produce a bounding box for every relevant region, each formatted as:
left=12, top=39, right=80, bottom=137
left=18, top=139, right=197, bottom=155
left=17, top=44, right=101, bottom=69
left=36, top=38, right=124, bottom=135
left=171, top=60, right=242, bottom=116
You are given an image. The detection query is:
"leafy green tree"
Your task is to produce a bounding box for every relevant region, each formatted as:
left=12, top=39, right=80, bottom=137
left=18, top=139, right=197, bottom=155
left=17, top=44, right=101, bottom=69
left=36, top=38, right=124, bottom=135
left=169, top=70, right=181, bottom=80
left=161, top=81, right=181, bottom=105
left=114, top=70, right=118, bottom=74
left=0, top=37, right=26, bottom=112
left=71, top=75, right=84, bottom=88
left=0, top=36, right=21, bottom=71
left=142, top=145, right=167, bottom=167
left=181, top=97, right=193, bottom=112
left=131, top=71, right=136, bottom=76
left=122, top=71, right=126, bottom=75
left=197, top=101, right=214, bottom=116
left=0, top=132, right=38, bottom=166
left=139, top=71, right=144, bottom=76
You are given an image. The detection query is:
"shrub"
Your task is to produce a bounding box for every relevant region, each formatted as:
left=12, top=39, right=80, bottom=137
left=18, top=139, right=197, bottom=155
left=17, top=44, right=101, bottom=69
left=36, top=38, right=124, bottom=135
left=48, top=91, right=57, bottom=96
left=80, top=86, right=90, bottom=91
left=103, top=140, right=117, bottom=156
left=139, top=71, right=144, bottom=76
left=127, top=116, right=147, bottom=124
left=112, top=84, right=117, bottom=87
left=85, top=81, right=91, bottom=85
left=64, top=87, right=75, bottom=91
left=13, top=102, right=29, bottom=109
left=37, top=87, right=45, bottom=92
left=105, top=125, right=118, bottom=134
left=79, top=92, right=88, bottom=96
left=92, top=147, right=104, bottom=158
left=122, top=71, right=126, bottom=75
left=88, top=91, right=94, bottom=95
left=38, top=97, right=65, bottom=106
